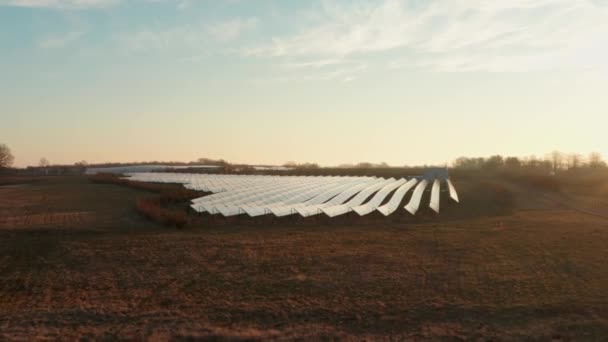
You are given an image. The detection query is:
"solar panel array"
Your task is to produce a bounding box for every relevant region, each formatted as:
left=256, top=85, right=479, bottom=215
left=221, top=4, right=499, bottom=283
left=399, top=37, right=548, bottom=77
left=125, top=173, right=459, bottom=218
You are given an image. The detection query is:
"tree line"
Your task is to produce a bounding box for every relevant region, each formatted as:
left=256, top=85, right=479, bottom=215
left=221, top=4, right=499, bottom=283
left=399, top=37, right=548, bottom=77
left=0, top=142, right=606, bottom=173
left=452, top=152, right=606, bottom=172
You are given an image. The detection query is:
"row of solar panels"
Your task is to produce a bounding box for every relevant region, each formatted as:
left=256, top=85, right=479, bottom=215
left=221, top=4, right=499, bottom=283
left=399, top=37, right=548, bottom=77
left=125, top=173, right=459, bottom=218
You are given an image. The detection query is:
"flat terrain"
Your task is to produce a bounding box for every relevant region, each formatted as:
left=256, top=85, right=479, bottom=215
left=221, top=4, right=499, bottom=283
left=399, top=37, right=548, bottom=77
left=1, top=176, right=607, bottom=340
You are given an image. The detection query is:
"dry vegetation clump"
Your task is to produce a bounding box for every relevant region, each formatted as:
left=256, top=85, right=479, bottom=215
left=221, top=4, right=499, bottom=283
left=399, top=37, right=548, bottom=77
left=91, top=173, right=201, bottom=201
left=158, top=188, right=201, bottom=204
left=135, top=197, right=188, bottom=228
left=88, top=172, right=128, bottom=183
left=90, top=173, right=203, bottom=228
left=90, top=173, right=171, bottom=192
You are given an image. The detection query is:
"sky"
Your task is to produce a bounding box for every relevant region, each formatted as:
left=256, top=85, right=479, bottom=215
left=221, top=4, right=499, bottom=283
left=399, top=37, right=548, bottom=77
left=1, top=0, right=607, bottom=167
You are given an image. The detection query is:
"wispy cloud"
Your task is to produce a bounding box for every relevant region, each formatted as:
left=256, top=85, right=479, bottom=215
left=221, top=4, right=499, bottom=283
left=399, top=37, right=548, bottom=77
left=207, top=17, right=258, bottom=42
left=4, top=0, right=119, bottom=9
left=116, top=17, right=258, bottom=53
left=144, top=0, right=192, bottom=10
left=281, top=58, right=344, bottom=69
left=3, top=0, right=192, bottom=9
left=255, top=61, right=368, bottom=83
left=37, top=30, right=84, bottom=48
left=247, top=0, right=608, bottom=73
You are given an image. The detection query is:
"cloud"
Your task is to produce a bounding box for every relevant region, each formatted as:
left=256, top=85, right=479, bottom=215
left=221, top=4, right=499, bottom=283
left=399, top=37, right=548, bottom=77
left=247, top=0, right=608, bottom=73
left=281, top=58, right=345, bottom=69
left=144, top=0, right=192, bottom=10
left=255, top=61, right=368, bottom=83
left=3, top=0, right=192, bottom=9
left=4, top=0, right=119, bottom=9
left=207, top=17, right=258, bottom=42
left=116, top=25, right=199, bottom=51
left=37, top=30, right=84, bottom=48
left=116, top=17, right=258, bottom=53
left=176, top=0, right=190, bottom=10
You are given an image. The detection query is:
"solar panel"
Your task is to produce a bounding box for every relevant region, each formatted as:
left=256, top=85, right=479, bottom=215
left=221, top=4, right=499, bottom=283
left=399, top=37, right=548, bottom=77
left=446, top=178, right=459, bottom=203
left=352, top=178, right=407, bottom=216
left=404, top=179, right=429, bottom=215
left=321, top=178, right=395, bottom=217
left=429, top=179, right=440, bottom=213
left=125, top=172, right=459, bottom=219
left=377, top=178, right=418, bottom=216
left=295, top=178, right=379, bottom=217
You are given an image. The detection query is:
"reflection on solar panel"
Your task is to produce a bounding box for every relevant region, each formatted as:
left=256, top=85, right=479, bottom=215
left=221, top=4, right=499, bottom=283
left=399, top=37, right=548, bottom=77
left=125, top=171, right=459, bottom=218
left=429, top=179, right=441, bottom=213
left=404, top=179, right=429, bottom=215
left=377, top=178, right=418, bottom=216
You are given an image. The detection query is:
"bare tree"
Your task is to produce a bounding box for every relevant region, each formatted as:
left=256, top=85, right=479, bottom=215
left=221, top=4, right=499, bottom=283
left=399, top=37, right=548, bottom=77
left=588, top=152, right=606, bottom=168
left=0, top=144, right=14, bottom=168
left=504, top=156, right=521, bottom=168
left=483, top=155, right=504, bottom=170
left=39, top=158, right=50, bottom=167
left=567, top=153, right=582, bottom=170
left=453, top=156, right=485, bottom=169
left=549, top=151, right=564, bottom=173
left=356, top=162, right=373, bottom=168
left=300, top=162, right=320, bottom=169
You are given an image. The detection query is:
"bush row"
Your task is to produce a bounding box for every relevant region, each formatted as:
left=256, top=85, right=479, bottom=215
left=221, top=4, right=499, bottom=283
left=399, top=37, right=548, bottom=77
left=90, top=173, right=202, bottom=228
left=90, top=173, right=201, bottom=200
left=135, top=197, right=188, bottom=228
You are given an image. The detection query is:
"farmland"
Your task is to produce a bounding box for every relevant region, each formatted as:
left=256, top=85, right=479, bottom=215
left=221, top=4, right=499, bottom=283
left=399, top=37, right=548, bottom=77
left=1, top=175, right=608, bottom=340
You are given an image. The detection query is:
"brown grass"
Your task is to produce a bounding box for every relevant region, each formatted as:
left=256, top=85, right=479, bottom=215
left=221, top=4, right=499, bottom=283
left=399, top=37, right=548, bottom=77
left=89, top=173, right=181, bottom=192
left=1, top=176, right=608, bottom=339
left=135, top=197, right=188, bottom=228
left=89, top=173, right=202, bottom=228
left=478, top=180, right=514, bottom=206
left=503, top=172, right=561, bottom=192
left=0, top=175, right=48, bottom=186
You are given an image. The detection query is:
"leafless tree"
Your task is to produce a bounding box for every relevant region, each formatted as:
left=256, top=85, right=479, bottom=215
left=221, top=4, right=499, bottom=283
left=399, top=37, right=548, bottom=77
left=453, top=156, right=485, bottom=169
left=39, top=158, right=50, bottom=167
left=504, top=156, right=521, bottom=168
left=483, top=155, right=504, bottom=169
left=549, top=151, right=564, bottom=173
left=567, top=153, right=582, bottom=170
left=356, top=162, right=373, bottom=168
left=588, top=152, right=606, bottom=168
left=0, top=144, right=14, bottom=168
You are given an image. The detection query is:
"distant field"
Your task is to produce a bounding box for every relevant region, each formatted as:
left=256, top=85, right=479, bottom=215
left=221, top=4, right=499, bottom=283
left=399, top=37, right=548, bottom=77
left=1, top=175, right=607, bottom=340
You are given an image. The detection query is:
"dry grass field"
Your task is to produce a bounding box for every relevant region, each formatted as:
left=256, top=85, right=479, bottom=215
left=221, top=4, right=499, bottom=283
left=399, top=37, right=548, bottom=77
left=1, top=175, right=607, bottom=340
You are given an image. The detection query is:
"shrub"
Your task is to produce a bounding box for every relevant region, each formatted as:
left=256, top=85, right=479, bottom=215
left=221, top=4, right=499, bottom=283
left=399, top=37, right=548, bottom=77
left=89, top=173, right=126, bottom=184
left=159, top=188, right=201, bottom=205
left=91, top=173, right=202, bottom=228
left=89, top=173, right=201, bottom=195
left=135, top=197, right=188, bottom=228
